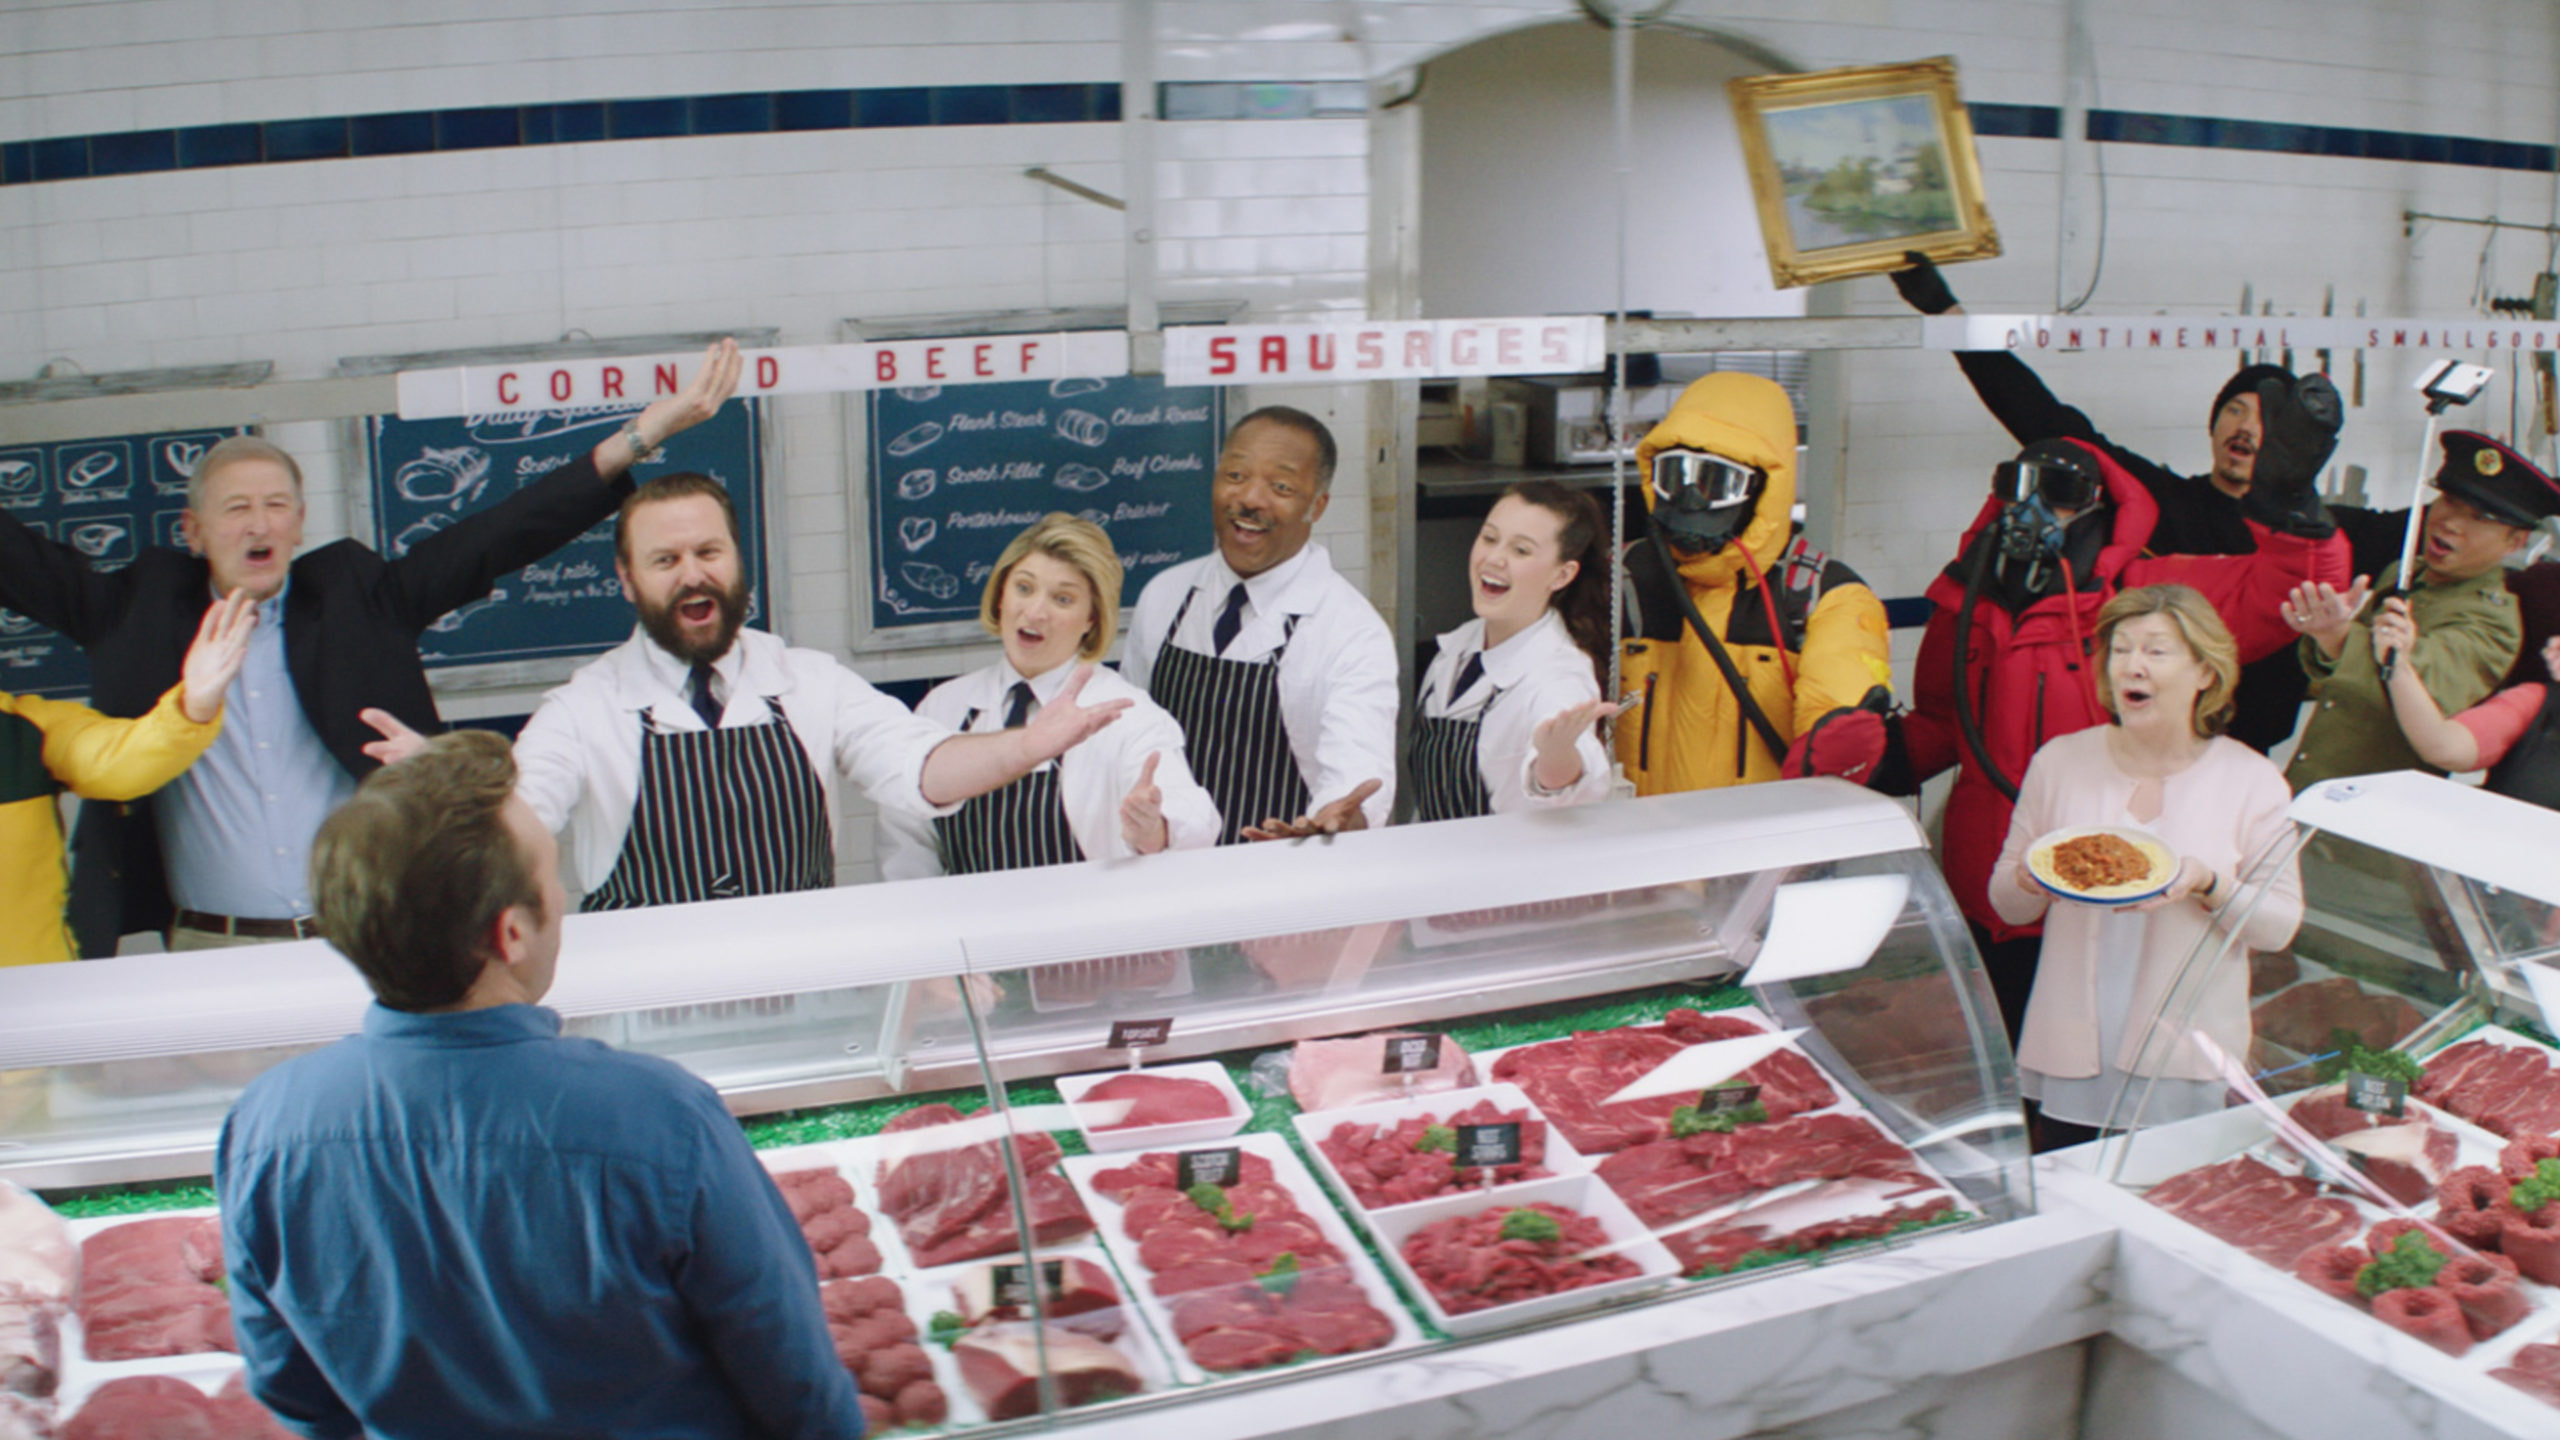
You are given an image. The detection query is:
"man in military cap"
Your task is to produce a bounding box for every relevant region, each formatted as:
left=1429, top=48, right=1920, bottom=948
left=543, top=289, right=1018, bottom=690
left=2284, top=430, right=2560, bottom=790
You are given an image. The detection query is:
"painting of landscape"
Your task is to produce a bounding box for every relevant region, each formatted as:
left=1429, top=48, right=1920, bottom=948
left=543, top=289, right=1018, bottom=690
left=1765, top=94, right=1956, bottom=251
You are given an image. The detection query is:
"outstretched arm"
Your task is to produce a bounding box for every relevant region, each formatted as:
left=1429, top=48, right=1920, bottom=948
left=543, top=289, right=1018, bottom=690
left=918, top=664, right=1129, bottom=807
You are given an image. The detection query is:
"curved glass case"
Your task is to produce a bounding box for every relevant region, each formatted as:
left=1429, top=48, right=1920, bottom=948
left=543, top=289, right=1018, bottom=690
left=1, top=782, right=2036, bottom=1433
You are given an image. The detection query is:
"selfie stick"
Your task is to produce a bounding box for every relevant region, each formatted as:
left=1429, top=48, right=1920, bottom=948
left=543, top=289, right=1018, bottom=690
left=2381, top=361, right=2494, bottom=683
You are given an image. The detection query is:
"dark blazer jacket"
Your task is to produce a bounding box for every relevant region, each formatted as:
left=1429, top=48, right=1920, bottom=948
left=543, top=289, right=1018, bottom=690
left=0, top=453, right=632, bottom=954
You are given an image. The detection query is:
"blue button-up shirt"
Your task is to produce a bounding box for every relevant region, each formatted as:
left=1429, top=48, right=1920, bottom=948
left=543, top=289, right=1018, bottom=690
left=216, top=1004, right=866, bottom=1440
left=154, top=585, right=354, bottom=919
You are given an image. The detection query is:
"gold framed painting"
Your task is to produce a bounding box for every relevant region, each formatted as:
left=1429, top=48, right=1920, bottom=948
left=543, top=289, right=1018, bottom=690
left=1728, top=56, right=2001, bottom=290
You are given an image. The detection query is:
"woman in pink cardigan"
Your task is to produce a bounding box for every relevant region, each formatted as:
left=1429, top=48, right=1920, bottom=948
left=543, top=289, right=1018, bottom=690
left=1992, top=584, right=2305, bottom=1151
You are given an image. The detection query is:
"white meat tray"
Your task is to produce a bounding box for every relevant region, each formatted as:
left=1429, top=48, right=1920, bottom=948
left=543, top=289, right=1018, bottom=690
left=52, top=1208, right=245, bottom=1419
left=902, top=1242, right=1181, bottom=1421
left=1055, top=1061, right=1251, bottom=1153
left=1290, top=1081, right=1589, bottom=1214
left=1059, top=1131, right=1424, bottom=1385
left=1362, top=1172, right=1677, bottom=1337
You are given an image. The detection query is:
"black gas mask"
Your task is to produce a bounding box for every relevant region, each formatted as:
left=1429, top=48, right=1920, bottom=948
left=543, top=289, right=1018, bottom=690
left=1989, top=441, right=2103, bottom=593
left=1649, top=449, right=1765, bottom=556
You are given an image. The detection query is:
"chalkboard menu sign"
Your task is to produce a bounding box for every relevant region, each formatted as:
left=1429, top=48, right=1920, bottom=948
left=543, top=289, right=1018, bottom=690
left=866, top=375, right=1221, bottom=630
left=367, top=401, right=767, bottom=669
left=0, top=426, right=241, bottom=698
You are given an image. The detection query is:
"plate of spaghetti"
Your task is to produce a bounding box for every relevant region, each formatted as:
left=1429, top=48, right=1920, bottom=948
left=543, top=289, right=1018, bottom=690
left=2027, top=826, right=2178, bottom=905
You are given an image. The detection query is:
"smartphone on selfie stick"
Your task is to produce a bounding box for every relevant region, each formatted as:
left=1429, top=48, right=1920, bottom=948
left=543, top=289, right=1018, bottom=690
left=2380, top=360, right=2495, bottom=682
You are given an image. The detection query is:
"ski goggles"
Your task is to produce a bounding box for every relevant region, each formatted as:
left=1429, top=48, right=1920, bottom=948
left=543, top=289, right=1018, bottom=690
left=1649, top=450, right=1763, bottom=509
left=1991, top=454, right=2101, bottom=513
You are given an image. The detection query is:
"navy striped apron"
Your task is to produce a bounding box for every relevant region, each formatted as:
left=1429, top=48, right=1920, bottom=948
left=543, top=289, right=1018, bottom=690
left=933, top=704, right=1087, bottom=874
left=1408, top=679, right=1505, bottom=824
left=584, top=697, right=833, bottom=910
left=1149, top=585, right=1307, bottom=845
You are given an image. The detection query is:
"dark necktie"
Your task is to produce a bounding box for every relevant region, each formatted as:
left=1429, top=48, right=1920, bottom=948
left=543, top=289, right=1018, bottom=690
left=1211, top=583, right=1249, bottom=656
left=1449, top=653, right=1486, bottom=705
left=1002, top=680, right=1036, bottom=729
left=689, top=664, right=722, bottom=729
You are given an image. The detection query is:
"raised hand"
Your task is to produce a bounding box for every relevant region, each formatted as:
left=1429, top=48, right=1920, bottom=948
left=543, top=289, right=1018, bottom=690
left=603, top=338, right=745, bottom=476
left=1241, top=777, right=1382, bottom=842
left=1530, top=698, right=1618, bottom=792
left=1019, top=664, right=1129, bottom=763
left=179, top=589, right=258, bottom=723
left=2282, top=575, right=2372, bottom=658
left=358, top=707, right=430, bottom=766
left=1119, top=751, right=1169, bottom=854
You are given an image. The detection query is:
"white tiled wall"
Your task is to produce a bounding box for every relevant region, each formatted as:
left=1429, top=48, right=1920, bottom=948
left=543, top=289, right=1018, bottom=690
left=7, top=0, right=2560, bottom=886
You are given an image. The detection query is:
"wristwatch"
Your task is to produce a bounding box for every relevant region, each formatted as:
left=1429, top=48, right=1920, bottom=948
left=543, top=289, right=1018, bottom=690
left=619, top=418, right=663, bottom=465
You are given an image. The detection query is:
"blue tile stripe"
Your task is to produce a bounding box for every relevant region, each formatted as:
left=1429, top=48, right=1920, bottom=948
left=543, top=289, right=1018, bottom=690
left=0, top=83, right=1122, bottom=186
left=4, top=87, right=2552, bottom=188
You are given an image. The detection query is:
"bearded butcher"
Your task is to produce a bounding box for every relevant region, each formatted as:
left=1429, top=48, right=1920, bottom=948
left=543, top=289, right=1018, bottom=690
left=1122, top=407, right=1398, bottom=841
left=217, top=730, right=867, bottom=1438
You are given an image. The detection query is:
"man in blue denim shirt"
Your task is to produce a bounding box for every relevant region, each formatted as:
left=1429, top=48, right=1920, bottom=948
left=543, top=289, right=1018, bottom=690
left=216, top=730, right=864, bottom=1439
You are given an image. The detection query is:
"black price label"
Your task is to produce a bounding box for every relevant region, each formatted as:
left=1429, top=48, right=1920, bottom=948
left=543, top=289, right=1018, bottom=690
left=2344, top=1071, right=2408, bottom=1119
left=990, top=1259, right=1066, bottom=1308
left=1696, top=1084, right=1762, bottom=1114
left=1381, top=1033, right=1444, bottom=1075
left=1176, top=1147, right=1243, bottom=1190
left=1108, top=1018, right=1174, bottom=1050
left=1454, top=1121, right=1522, bottom=1169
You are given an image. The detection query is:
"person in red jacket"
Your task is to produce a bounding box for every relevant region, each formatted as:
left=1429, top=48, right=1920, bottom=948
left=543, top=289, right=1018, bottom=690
left=1899, top=406, right=2350, bottom=1039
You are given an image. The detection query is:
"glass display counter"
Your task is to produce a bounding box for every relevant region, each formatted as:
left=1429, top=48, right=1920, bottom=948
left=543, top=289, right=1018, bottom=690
left=2051, top=769, right=2560, bottom=1437
left=1, top=781, right=2044, bottom=1434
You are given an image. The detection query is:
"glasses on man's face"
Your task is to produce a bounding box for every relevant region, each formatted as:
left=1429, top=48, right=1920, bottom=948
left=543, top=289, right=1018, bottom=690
left=1649, top=450, right=1760, bottom=508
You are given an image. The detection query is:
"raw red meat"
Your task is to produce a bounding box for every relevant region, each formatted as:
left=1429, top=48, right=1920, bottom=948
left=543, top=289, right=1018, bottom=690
left=821, top=1276, right=905, bottom=1322
left=1078, top=1073, right=1233, bottom=1131
left=76, top=1218, right=234, bottom=1363
left=2291, top=1243, right=2370, bottom=1307
left=62, top=1376, right=221, bottom=1440
left=2372, top=1286, right=2472, bottom=1356
left=2434, top=1252, right=2529, bottom=1341
left=2503, top=1135, right=2560, bottom=1183
left=778, top=1166, right=884, bottom=1279
left=1092, top=1150, right=1397, bottom=1372
left=2501, top=1204, right=2560, bottom=1285
left=2251, top=978, right=2426, bottom=1055
left=953, top=1323, right=1143, bottom=1420
left=2284, top=1089, right=2460, bottom=1207
left=2434, top=1167, right=2512, bottom=1252
left=1399, top=1202, right=1640, bottom=1315
left=2495, top=1343, right=2560, bottom=1409
left=2417, top=1039, right=2560, bottom=1139
left=2141, top=1157, right=2361, bottom=1269
left=1680, top=1196, right=1958, bottom=1274
left=1489, top=1011, right=1838, bottom=1154
left=874, top=1105, right=1094, bottom=1267
left=776, top=1171, right=856, bottom=1222
left=1597, top=1113, right=1938, bottom=1241
left=1317, top=1100, right=1554, bottom=1207
left=0, top=1302, right=59, bottom=1401
left=857, top=1395, right=896, bottom=1433
left=1289, top=1034, right=1476, bottom=1112
left=0, top=1183, right=75, bottom=1309
left=207, top=1374, right=296, bottom=1440
left=893, top=1379, right=948, bottom=1428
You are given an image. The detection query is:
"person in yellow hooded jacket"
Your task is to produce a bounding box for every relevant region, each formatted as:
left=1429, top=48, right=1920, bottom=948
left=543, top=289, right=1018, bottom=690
left=3, top=589, right=255, bottom=964
left=1615, top=372, right=1895, bottom=793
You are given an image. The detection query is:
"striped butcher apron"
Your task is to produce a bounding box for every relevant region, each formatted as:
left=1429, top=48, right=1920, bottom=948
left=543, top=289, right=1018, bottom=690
left=1407, top=680, right=1505, bottom=824
left=1149, top=586, right=1308, bottom=845
left=584, top=698, right=833, bottom=910
left=933, top=704, right=1087, bottom=874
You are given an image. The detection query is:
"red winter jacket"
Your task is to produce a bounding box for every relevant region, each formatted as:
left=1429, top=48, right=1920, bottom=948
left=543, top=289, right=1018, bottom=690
left=1903, top=440, right=2349, bottom=939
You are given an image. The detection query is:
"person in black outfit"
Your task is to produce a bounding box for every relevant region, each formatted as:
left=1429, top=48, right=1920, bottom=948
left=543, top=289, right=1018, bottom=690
left=1891, top=256, right=2401, bottom=752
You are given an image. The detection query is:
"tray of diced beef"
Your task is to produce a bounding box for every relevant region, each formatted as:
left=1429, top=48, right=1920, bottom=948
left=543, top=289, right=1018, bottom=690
left=1364, top=1174, right=1675, bottom=1336
left=1296, top=1084, right=1578, bottom=1210
left=1060, top=1134, right=1416, bottom=1382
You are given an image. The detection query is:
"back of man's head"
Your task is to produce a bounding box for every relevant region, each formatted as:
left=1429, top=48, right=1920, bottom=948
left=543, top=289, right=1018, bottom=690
left=312, top=730, right=542, bottom=1011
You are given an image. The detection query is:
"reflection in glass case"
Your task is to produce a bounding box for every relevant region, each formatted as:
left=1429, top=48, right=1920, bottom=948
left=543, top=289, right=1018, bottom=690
left=2092, top=771, right=2560, bottom=1412
left=2, top=781, right=2035, bottom=1433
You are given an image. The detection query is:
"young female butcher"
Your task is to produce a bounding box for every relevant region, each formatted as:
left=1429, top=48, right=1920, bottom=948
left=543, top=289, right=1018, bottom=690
left=1991, top=584, right=2304, bottom=1151
left=1407, top=481, right=1616, bottom=822
left=881, top=514, right=1220, bottom=877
